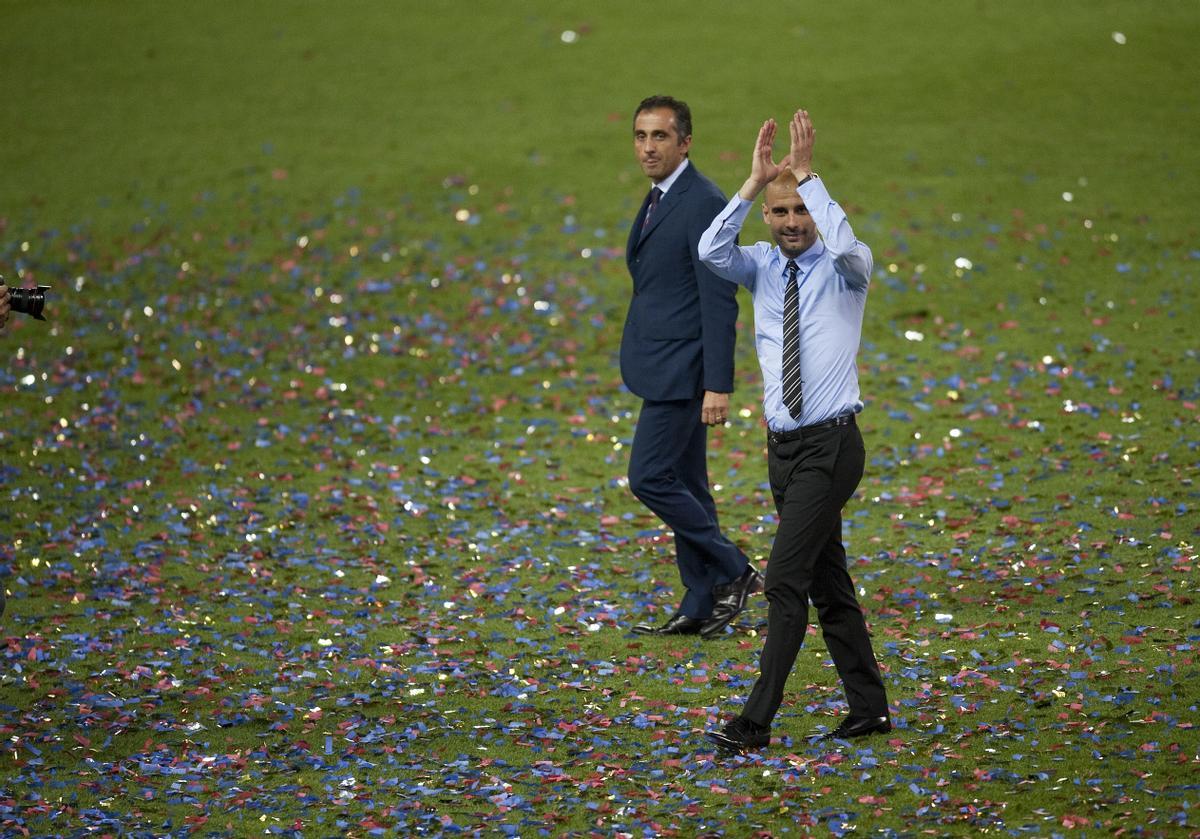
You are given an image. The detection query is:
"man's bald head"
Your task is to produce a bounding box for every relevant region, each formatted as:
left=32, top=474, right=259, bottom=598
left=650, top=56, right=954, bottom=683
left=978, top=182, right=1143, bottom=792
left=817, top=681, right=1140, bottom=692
left=761, top=171, right=817, bottom=258
left=766, top=170, right=800, bottom=199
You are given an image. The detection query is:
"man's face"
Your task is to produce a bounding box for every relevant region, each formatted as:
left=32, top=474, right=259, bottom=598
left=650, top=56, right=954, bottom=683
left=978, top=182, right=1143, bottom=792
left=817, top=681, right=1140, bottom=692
left=762, top=180, right=818, bottom=258
left=633, top=107, right=691, bottom=181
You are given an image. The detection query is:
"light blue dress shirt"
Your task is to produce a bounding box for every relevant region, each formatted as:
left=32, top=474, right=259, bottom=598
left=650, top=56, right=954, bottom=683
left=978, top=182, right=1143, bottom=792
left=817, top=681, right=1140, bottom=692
left=698, top=177, right=872, bottom=432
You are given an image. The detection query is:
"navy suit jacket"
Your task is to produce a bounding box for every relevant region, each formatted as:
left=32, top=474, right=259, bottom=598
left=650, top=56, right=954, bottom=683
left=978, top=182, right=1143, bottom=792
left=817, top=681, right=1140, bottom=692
left=620, top=162, right=739, bottom=402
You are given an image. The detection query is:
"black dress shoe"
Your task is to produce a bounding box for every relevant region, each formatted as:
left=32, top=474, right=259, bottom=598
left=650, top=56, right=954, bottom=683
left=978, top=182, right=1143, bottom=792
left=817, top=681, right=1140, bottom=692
left=700, top=566, right=763, bottom=638
left=632, top=611, right=704, bottom=635
left=819, top=714, right=892, bottom=741
left=706, top=716, right=770, bottom=753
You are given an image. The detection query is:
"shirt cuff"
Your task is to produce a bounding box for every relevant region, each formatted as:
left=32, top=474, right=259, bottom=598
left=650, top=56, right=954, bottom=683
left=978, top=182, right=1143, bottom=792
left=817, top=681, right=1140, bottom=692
left=797, top=175, right=833, bottom=205
left=723, top=195, right=754, bottom=223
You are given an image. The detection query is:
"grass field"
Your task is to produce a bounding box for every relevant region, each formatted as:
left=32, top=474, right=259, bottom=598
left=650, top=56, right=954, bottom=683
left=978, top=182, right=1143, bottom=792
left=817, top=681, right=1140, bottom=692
left=2, top=1, right=1199, bottom=836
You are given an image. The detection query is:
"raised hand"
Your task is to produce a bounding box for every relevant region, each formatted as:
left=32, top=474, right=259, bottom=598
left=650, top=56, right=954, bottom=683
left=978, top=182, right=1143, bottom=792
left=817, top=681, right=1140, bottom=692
left=751, top=119, right=789, bottom=188
left=738, top=119, right=791, bottom=201
left=788, top=109, right=815, bottom=179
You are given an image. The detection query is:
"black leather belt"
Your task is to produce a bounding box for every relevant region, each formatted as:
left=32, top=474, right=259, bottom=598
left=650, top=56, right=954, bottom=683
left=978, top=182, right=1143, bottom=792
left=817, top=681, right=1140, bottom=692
left=767, top=412, right=855, bottom=444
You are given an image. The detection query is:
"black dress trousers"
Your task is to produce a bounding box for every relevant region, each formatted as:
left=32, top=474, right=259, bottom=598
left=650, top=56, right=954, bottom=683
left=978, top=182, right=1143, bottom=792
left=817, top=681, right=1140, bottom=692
left=741, top=419, right=888, bottom=726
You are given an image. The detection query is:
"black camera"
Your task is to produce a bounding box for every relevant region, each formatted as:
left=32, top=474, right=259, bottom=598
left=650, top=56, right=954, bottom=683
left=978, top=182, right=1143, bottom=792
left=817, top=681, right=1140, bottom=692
left=6, top=284, right=50, bottom=321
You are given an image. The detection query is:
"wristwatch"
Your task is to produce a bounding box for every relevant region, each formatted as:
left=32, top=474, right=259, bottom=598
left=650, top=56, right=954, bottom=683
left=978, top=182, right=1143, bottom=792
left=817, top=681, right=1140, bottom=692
left=797, top=172, right=818, bottom=187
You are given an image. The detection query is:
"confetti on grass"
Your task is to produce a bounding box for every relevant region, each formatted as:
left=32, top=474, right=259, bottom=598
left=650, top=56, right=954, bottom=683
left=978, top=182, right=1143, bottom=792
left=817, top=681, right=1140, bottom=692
left=0, top=177, right=1198, bottom=836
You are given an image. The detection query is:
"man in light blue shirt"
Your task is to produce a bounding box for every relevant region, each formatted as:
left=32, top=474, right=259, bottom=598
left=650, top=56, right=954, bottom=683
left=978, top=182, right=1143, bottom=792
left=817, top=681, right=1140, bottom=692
left=698, top=110, right=890, bottom=752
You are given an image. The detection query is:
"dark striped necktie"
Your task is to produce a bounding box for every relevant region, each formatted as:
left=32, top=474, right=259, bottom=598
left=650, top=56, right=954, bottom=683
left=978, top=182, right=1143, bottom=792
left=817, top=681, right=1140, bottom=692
left=781, top=259, right=803, bottom=420
left=642, top=187, right=661, bottom=230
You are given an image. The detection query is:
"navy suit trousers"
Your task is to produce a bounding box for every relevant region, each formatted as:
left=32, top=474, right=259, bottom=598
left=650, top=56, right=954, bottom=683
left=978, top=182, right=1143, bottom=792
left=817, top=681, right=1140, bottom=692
left=628, top=396, right=749, bottom=619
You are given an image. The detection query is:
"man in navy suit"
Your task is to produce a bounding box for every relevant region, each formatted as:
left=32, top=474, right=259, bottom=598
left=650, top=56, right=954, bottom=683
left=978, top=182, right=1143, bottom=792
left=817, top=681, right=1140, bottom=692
left=622, top=95, right=762, bottom=638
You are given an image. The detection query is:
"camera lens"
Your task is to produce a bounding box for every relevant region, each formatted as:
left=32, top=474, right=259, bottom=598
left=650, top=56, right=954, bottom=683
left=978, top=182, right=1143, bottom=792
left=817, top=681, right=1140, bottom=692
left=8, top=285, right=50, bottom=321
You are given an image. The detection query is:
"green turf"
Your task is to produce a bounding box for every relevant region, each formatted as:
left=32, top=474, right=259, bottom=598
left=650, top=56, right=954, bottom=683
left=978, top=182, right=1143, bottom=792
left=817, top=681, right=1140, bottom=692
left=1, top=1, right=1198, bottom=836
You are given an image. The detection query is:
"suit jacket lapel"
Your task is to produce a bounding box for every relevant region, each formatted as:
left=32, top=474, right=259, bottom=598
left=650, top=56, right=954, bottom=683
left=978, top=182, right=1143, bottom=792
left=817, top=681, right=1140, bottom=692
left=629, top=163, right=696, bottom=256
left=638, top=182, right=680, bottom=243
left=627, top=189, right=654, bottom=262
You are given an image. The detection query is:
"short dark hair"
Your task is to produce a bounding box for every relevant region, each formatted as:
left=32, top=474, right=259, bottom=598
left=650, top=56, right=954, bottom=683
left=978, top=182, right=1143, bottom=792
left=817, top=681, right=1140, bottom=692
left=634, top=95, right=693, bottom=142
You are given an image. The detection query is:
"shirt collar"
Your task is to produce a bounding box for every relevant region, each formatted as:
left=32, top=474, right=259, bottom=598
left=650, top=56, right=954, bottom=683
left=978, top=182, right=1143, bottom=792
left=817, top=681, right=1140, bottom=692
left=772, top=238, right=824, bottom=275
left=652, top=158, right=690, bottom=193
